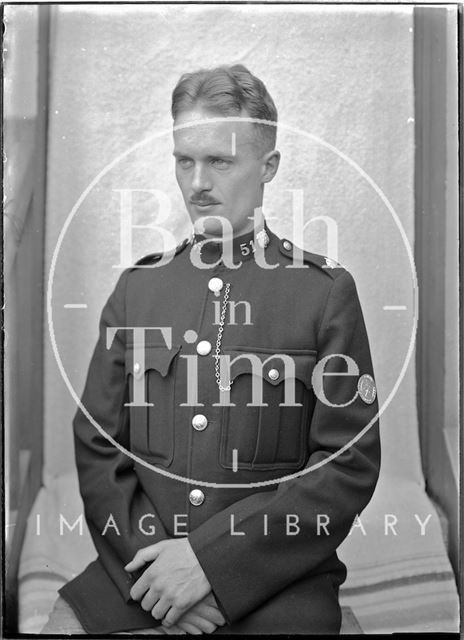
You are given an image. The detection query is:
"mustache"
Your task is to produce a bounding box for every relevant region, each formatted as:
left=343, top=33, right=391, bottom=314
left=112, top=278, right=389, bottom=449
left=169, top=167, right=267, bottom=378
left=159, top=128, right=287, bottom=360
left=190, top=195, right=220, bottom=206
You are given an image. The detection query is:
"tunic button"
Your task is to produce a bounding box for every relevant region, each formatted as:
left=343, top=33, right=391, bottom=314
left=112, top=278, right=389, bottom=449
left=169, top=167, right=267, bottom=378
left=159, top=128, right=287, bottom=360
left=192, top=414, right=208, bottom=431
left=134, top=362, right=141, bottom=374
left=208, top=277, right=224, bottom=293
left=189, top=489, right=205, bottom=506
left=197, top=340, right=212, bottom=356
left=283, top=240, right=292, bottom=251
left=268, top=368, right=280, bottom=381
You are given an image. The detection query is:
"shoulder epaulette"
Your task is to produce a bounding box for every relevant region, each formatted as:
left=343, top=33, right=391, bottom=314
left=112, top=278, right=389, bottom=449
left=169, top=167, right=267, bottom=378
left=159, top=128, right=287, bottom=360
left=278, top=238, right=345, bottom=279
left=133, top=252, right=163, bottom=267
left=131, top=238, right=190, bottom=269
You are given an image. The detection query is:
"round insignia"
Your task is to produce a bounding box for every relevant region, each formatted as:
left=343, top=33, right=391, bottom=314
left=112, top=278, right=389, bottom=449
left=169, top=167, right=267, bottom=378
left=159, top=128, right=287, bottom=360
left=357, top=374, right=377, bottom=405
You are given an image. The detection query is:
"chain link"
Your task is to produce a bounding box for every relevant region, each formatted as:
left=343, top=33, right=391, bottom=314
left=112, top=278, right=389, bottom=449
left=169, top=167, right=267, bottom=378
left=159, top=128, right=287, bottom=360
left=214, top=283, right=232, bottom=391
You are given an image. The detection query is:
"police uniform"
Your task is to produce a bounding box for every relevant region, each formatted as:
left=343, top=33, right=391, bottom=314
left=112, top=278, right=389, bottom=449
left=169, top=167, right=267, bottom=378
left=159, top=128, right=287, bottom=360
left=59, top=225, right=380, bottom=634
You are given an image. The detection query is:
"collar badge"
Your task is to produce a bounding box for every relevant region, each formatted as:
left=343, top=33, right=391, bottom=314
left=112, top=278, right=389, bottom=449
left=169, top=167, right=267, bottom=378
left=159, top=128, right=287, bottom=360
left=256, top=229, right=270, bottom=249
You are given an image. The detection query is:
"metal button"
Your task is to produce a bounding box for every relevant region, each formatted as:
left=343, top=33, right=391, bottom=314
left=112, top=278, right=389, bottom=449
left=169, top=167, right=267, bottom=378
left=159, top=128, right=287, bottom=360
left=134, top=362, right=141, bottom=374
left=189, top=489, right=205, bottom=506
left=197, top=340, right=212, bottom=356
left=192, top=414, right=208, bottom=431
left=208, top=277, right=224, bottom=294
left=268, top=368, right=280, bottom=381
left=283, top=240, right=292, bottom=251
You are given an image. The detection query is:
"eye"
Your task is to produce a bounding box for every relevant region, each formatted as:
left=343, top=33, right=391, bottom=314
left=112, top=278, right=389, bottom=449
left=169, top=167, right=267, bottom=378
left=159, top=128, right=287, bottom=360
left=211, top=158, right=231, bottom=169
left=176, top=157, right=193, bottom=169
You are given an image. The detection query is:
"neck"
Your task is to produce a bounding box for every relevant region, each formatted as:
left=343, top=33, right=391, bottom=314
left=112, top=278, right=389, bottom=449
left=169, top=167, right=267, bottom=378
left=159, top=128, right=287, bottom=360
left=193, top=209, right=265, bottom=240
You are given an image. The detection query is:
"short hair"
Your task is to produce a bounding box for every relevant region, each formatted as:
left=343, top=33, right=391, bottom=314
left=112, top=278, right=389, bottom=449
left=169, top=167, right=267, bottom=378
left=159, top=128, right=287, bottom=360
left=171, top=64, right=278, bottom=155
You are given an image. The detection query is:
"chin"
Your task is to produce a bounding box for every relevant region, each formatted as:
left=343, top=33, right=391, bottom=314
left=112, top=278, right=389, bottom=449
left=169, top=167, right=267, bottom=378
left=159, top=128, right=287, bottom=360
left=202, top=218, right=226, bottom=237
left=190, top=212, right=227, bottom=237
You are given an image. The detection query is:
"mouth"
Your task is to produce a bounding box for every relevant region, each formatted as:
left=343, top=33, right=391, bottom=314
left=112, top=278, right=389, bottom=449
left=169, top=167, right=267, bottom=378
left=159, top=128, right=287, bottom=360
left=190, top=201, right=220, bottom=209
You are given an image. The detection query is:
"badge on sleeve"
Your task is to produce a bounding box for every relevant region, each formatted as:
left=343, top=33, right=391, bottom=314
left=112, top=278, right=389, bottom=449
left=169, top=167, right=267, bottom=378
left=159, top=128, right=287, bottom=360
left=358, top=374, right=377, bottom=404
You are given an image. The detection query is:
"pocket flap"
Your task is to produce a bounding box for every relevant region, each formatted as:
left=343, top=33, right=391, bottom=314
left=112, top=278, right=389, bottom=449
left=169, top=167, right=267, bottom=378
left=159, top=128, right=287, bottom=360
left=125, top=345, right=181, bottom=379
left=222, top=348, right=317, bottom=390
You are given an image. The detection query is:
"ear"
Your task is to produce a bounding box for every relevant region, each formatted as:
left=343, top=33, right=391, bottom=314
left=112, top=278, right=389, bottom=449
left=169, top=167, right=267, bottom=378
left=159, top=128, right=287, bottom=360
left=261, top=150, right=281, bottom=184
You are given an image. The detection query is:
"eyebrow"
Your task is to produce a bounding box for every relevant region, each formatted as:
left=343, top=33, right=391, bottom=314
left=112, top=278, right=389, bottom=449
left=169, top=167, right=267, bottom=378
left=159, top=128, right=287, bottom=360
left=172, top=151, right=235, bottom=160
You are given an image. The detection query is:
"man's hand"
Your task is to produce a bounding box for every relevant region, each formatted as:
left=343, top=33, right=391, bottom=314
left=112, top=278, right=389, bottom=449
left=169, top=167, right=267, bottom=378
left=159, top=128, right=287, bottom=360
left=163, top=593, right=226, bottom=635
left=125, top=538, right=211, bottom=626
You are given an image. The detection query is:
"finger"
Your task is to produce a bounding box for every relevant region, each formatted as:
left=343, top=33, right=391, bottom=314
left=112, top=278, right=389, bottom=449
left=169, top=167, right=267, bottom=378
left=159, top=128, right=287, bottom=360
left=162, top=625, right=186, bottom=635
left=130, top=573, right=152, bottom=601
left=187, top=603, right=225, bottom=627
left=178, top=613, right=217, bottom=634
left=163, top=603, right=190, bottom=627
left=125, top=544, right=161, bottom=571
left=202, top=592, right=223, bottom=616
left=203, top=593, right=216, bottom=606
left=176, top=622, right=203, bottom=635
left=151, top=598, right=170, bottom=621
left=199, top=606, right=226, bottom=626
left=140, top=589, right=159, bottom=612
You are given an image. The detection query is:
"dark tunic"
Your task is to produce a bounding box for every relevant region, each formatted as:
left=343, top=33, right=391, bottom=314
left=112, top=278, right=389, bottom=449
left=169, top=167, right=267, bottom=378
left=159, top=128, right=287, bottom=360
left=60, top=225, right=380, bottom=634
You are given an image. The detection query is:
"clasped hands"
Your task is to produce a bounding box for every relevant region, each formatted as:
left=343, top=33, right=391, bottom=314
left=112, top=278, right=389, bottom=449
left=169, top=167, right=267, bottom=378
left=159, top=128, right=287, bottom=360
left=125, top=538, right=226, bottom=634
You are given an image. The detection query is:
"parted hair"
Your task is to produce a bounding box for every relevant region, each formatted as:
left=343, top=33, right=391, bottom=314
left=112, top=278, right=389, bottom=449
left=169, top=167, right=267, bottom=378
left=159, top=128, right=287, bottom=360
left=171, top=64, right=278, bottom=154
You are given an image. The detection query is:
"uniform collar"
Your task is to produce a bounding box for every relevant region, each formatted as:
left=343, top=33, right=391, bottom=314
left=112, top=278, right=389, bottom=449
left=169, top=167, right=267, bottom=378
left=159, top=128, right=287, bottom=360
left=190, top=223, right=271, bottom=265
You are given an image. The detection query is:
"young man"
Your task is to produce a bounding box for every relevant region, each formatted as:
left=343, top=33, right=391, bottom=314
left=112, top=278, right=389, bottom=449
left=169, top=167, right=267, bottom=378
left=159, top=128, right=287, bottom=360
left=42, top=64, right=380, bottom=635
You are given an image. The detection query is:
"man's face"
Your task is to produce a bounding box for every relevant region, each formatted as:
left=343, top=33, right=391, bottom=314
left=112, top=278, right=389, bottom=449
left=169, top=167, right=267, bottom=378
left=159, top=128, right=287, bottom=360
left=173, top=106, right=277, bottom=237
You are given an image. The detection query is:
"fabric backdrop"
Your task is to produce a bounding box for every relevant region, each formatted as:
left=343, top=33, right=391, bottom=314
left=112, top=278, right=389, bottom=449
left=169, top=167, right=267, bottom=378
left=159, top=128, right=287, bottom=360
left=44, top=4, right=420, bottom=485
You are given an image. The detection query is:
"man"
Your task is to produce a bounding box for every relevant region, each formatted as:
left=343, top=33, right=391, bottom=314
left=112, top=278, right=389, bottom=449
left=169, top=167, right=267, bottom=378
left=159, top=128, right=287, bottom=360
left=42, top=64, right=380, bottom=634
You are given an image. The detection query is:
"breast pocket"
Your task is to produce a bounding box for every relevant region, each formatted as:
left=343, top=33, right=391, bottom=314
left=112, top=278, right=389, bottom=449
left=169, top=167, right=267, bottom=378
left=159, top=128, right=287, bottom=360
left=219, top=348, right=317, bottom=471
left=125, top=344, right=181, bottom=466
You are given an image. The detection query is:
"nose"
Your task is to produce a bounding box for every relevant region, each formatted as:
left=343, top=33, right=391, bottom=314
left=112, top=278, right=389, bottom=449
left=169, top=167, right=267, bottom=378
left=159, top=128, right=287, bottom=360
left=191, top=163, right=212, bottom=193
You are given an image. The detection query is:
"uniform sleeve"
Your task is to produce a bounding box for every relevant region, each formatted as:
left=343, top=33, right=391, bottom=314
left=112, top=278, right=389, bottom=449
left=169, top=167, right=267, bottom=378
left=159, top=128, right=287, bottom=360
left=188, top=270, right=381, bottom=623
left=73, top=270, right=170, bottom=602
